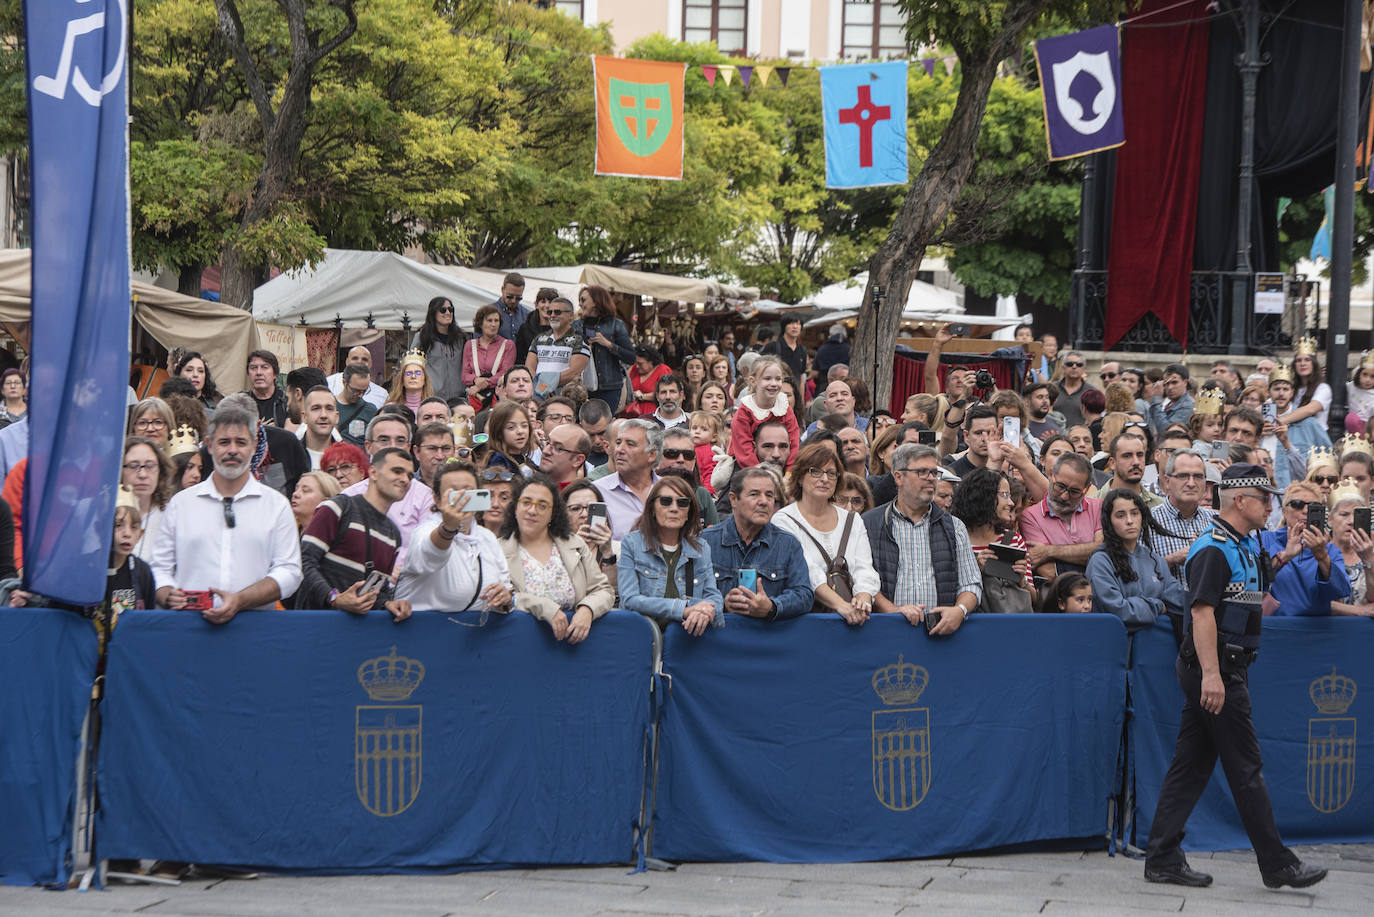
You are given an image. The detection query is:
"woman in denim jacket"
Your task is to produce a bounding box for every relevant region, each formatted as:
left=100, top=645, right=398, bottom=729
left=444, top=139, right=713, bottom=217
left=619, top=476, right=723, bottom=636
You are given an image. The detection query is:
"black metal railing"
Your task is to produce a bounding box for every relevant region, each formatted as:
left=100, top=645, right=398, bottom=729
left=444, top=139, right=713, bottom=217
left=1070, top=270, right=1298, bottom=355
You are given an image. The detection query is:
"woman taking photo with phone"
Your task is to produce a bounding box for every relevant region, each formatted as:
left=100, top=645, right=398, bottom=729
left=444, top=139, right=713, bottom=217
left=1085, top=488, right=1186, bottom=631
left=1259, top=480, right=1350, bottom=616
left=500, top=474, right=614, bottom=642
left=395, top=460, right=512, bottom=612
left=618, top=475, right=723, bottom=635
left=1327, top=481, right=1374, bottom=615
left=564, top=479, right=618, bottom=586
left=771, top=443, right=878, bottom=624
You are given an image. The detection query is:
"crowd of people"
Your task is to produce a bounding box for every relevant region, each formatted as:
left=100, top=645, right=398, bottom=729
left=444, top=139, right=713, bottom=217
left=6, top=272, right=1373, bottom=648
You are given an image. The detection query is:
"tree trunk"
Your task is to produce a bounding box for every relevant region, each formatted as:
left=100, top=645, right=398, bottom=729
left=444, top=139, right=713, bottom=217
left=177, top=264, right=204, bottom=298
left=853, top=0, right=1048, bottom=412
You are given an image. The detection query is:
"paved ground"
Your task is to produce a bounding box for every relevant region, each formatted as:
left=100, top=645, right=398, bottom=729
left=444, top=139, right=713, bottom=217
left=3, top=844, right=1371, bottom=916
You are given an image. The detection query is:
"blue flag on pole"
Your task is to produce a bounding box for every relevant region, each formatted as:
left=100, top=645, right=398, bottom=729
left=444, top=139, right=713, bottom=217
left=1033, top=25, right=1125, bottom=161
left=22, top=0, right=131, bottom=603
left=820, top=61, right=908, bottom=189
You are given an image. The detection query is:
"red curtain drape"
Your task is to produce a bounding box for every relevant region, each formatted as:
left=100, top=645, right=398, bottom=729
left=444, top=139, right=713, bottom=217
left=887, top=354, right=1016, bottom=414
left=1104, top=0, right=1211, bottom=350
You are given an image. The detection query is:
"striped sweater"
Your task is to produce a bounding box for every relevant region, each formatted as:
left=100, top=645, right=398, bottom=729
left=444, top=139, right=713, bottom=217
left=298, top=495, right=401, bottom=609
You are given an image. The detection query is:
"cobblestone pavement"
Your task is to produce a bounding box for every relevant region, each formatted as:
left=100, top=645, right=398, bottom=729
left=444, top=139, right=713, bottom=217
left=2, top=844, right=1371, bottom=916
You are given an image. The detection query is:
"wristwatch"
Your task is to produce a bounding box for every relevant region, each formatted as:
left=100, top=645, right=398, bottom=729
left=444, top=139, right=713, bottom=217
left=955, top=602, right=971, bottom=620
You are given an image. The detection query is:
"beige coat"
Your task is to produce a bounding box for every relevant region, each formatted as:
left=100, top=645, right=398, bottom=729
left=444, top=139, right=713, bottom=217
left=499, top=534, right=616, bottom=624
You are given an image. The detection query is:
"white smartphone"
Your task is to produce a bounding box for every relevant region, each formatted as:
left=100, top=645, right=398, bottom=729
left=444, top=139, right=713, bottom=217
left=1002, top=416, right=1021, bottom=445
left=450, top=488, right=492, bottom=512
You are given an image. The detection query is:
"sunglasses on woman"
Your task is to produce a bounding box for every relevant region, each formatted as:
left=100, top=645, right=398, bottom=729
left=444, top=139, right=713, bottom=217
left=481, top=469, right=515, bottom=482
left=656, top=495, right=692, bottom=509
left=1311, top=475, right=1340, bottom=485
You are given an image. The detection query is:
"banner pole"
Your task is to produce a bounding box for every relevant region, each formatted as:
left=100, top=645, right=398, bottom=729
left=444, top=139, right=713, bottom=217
left=1327, top=0, right=1362, bottom=438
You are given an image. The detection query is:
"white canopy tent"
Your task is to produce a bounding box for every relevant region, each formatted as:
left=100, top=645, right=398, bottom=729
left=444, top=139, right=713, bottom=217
left=427, top=264, right=584, bottom=304
left=798, top=271, right=964, bottom=313
left=251, top=249, right=499, bottom=330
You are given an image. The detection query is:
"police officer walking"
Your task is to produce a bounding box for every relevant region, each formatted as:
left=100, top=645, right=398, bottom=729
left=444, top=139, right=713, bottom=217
left=1143, top=463, right=1327, bottom=890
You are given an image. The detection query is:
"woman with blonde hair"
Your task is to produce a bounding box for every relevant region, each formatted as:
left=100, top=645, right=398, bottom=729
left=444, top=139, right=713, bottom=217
left=386, top=350, right=434, bottom=414
left=1304, top=450, right=1342, bottom=504
left=291, top=470, right=341, bottom=532
left=1103, top=382, right=1135, bottom=415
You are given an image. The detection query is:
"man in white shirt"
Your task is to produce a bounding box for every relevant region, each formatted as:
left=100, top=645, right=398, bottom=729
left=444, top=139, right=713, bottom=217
left=596, top=419, right=662, bottom=539
left=326, top=345, right=387, bottom=408
left=651, top=374, right=689, bottom=430
left=338, top=414, right=434, bottom=553
left=297, top=385, right=341, bottom=468
left=151, top=401, right=302, bottom=623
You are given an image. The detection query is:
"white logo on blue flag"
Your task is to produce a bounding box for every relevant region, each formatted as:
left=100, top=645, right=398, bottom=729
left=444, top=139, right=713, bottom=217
left=31, top=0, right=127, bottom=106
left=1034, top=25, right=1125, bottom=161
left=820, top=61, right=908, bottom=189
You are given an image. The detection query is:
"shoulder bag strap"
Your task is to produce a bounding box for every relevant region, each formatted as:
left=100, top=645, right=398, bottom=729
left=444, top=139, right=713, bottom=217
left=834, top=509, right=856, bottom=559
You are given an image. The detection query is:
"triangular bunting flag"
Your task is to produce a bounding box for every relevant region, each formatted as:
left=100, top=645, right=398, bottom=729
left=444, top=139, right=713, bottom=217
left=942, top=55, right=957, bottom=75
left=738, top=65, right=753, bottom=88
left=756, top=65, right=773, bottom=86
left=775, top=67, right=790, bottom=86
left=921, top=58, right=935, bottom=77
left=702, top=65, right=718, bottom=87
left=720, top=65, right=735, bottom=87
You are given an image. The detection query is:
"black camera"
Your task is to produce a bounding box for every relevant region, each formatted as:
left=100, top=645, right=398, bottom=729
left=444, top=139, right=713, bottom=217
left=974, top=370, right=996, bottom=390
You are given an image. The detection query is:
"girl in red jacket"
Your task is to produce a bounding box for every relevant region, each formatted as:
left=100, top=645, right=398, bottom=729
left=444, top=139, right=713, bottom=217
left=728, top=356, right=799, bottom=468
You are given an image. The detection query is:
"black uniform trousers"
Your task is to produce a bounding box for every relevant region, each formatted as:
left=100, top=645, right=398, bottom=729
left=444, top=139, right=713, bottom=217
left=1144, top=656, right=1298, bottom=874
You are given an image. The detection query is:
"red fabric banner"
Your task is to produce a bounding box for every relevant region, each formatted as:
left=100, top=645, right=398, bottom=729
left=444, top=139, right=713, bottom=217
left=887, top=355, right=1017, bottom=414
left=1103, top=0, right=1211, bottom=350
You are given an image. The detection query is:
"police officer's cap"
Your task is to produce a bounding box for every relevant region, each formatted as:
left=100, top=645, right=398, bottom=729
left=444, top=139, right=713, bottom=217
left=1217, top=462, right=1280, bottom=494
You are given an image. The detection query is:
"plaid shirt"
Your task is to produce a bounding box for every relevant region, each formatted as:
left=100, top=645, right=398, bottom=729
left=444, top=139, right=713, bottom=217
left=1150, top=499, right=1217, bottom=585
left=889, top=505, right=982, bottom=609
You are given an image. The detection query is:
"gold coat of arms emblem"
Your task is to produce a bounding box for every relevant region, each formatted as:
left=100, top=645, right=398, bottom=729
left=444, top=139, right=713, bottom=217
left=1307, top=668, right=1356, bottom=814
left=871, top=655, right=931, bottom=811
left=355, top=646, right=424, bottom=817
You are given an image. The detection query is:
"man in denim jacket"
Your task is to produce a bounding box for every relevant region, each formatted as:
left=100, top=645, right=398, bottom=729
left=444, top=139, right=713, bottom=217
left=703, top=466, right=814, bottom=620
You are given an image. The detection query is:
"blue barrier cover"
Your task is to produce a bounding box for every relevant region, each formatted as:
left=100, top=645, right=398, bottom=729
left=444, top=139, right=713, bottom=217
left=0, top=609, right=97, bottom=887
left=654, top=614, right=1128, bottom=862
left=97, top=610, right=656, bottom=871
left=1131, top=617, right=1374, bottom=850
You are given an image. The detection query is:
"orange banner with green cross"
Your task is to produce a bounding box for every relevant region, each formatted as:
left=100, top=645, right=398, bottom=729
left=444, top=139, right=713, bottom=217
left=594, top=56, right=686, bottom=180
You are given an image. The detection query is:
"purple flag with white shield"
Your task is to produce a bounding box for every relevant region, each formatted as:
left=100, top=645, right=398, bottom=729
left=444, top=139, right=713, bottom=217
left=1033, top=25, right=1125, bottom=161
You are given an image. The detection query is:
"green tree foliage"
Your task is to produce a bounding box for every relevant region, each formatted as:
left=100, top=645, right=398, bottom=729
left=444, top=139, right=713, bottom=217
left=1278, top=190, right=1374, bottom=287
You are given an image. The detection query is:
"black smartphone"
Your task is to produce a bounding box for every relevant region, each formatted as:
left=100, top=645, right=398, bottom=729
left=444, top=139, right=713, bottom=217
left=923, top=609, right=943, bottom=635
left=1307, top=503, right=1328, bottom=532
left=918, top=429, right=937, bottom=446
left=948, top=323, right=970, bottom=337
left=1355, top=506, right=1371, bottom=533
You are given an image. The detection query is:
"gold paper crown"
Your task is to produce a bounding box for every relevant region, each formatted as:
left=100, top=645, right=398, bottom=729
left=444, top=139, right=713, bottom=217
left=1268, top=365, right=1294, bottom=385
left=166, top=424, right=201, bottom=457
left=115, top=484, right=139, bottom=512
left=1306, top=446, right=1338, bottom=473
left=1339, top=433, right=1374, bottom=459
left=1328, top=478, right=1365, bottom=507
left=357, top=646, right=425, bottom=702
left=1310, top=667, right=1356, bottom=715
left=1294, top=336, right=1319, bottom=357
left=872, top=655, right=929, bottom=706
left=1361, top=350, right=1374, bottom=372
left=1193, top=388, right=1226, bottom=415
left=398, top=348, right=427, bottom=370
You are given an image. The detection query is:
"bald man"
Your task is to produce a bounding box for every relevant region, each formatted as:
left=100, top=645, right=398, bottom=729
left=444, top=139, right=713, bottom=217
left=326, top=345, right=387, bottom=408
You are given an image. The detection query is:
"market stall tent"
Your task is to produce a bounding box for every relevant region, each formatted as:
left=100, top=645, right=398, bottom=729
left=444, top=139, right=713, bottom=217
left=0, top=249, right=261, bottom=391
left=251, top=249, right=498, bottom=330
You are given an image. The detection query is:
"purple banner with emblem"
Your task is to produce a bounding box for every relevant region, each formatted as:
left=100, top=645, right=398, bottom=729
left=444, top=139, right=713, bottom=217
left=1033, top=25, right=1125, bottom=161
left=22, top=0, right=131, bottom=603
